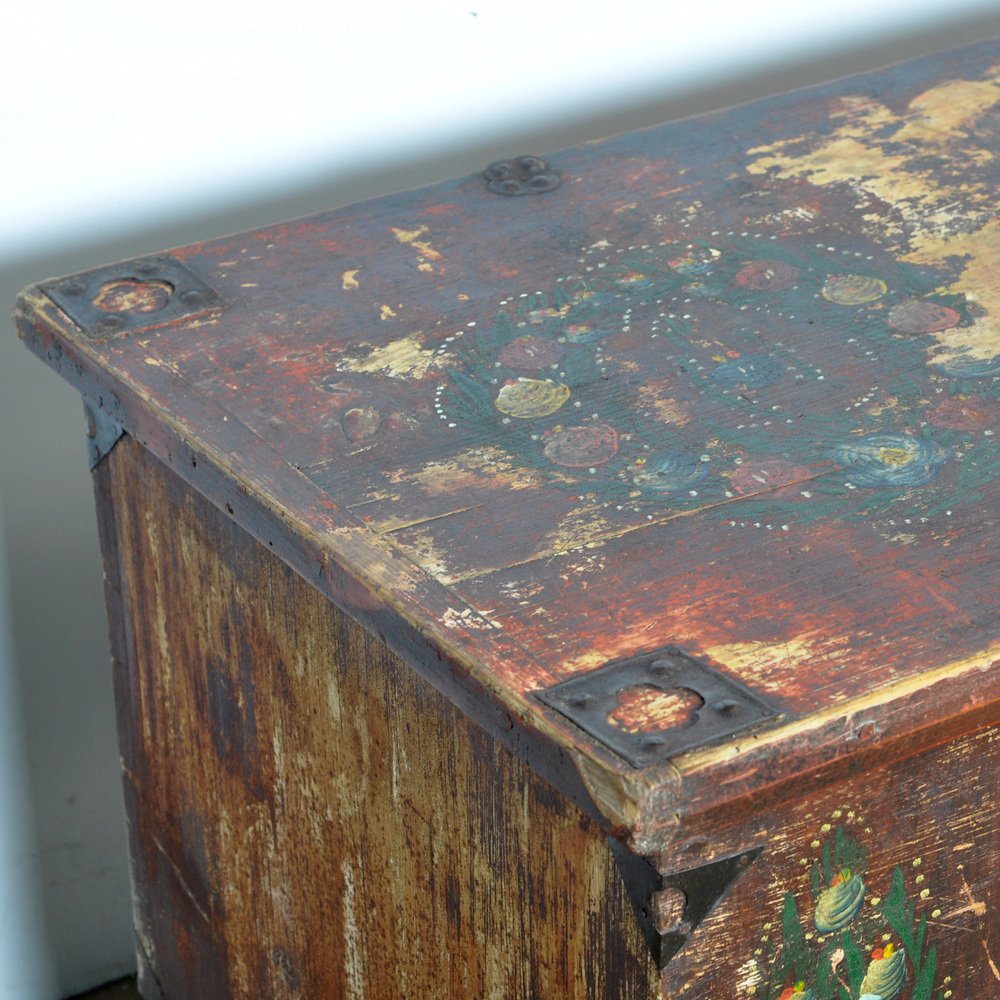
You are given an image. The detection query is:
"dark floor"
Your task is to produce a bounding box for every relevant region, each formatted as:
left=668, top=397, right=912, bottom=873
left=69, top=977, right=141, bottom=1000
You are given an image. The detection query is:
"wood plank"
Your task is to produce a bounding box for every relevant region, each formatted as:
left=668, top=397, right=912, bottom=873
left=16, top=38, right=1000, bottom=838
left=100, top=436, right=657, bottom=998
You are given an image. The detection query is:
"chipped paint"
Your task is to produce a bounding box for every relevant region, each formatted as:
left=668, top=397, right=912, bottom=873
left=703, top=635, right=827, bottom=689
left=341, top=269, right=361, bottom=290
left=391, top=226, right=428, bottom=244
left=748, top=70, right=1000, bottom=365
left=442, top=606, right=500, bottom=631
left=390, top=446, right=547, bottom=499
left=679, top=635, right=1000, bottom=775
left=392, top=225, right=444, bottom=270
left=336, top=334, right=449, bottom=379
left=379, top=304, right=398, bottom=321
left=541, top=508, right=616, bottom=555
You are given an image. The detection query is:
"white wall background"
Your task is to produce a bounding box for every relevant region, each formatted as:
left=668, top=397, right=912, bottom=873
left=3, top=3, right=1000, bottom=996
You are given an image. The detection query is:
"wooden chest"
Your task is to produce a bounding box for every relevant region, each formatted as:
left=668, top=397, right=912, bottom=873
left=16, top=39, right=1000, bottom=1000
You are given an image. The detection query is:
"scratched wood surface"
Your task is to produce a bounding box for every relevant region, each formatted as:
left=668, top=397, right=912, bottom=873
left=657, top=723, right=1000, bottom=999
left=97, top=436, right=657, bottom=999
left=15, top=41, right=1000, bottom=836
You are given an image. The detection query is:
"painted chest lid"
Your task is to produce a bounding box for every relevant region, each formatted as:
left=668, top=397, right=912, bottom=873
left=16, top=39, right=1000, bottom=843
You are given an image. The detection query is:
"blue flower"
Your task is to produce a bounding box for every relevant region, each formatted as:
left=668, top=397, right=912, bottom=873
left=937, top=352, right=1000, bottom=377
left=830, top=434, right=948, bottom=488
left=711, top=354, right=784, bottom=389
left=632, top=452, right=708, bottom=493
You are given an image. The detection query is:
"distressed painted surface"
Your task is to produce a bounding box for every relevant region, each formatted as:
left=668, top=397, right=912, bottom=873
left=657, top=725, right=1000, bottom=999
left=15, top=41, right=1000, bottom=831
left=98, top=437, right=657, bottom=999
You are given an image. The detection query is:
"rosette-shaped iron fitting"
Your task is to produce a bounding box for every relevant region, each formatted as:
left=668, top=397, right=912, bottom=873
left=814, top=869, right=865, bottom=933
left=859, top=942, right=907, bottom=1000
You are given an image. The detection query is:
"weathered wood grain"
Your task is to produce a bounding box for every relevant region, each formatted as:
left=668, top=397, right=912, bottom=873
left=17, top=40, right=1000, bottom=847
left=15, top=41, right=1000, bottom=997
left=658, top=723, right=1000, bottom=999
left=97, top=435, right=657, bottom=998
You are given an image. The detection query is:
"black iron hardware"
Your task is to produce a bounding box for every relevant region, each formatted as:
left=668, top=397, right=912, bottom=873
left=40, top=255, right=223, bottom=338
left=610, top=839, right=764, bottom=969
left=483, top=156, right=561, bottom=195
left=536, top=645, right=781, bottom=767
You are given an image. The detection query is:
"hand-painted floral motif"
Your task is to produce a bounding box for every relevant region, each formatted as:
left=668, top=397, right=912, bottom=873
left=859, top=942, right=908, bottom=1000
left=439, top=230, right=999, bottom=537
left=543, top=424, right=618, bottom=467
left=936, top=351, right=1000, bottom=377
left=631, top=451, right=708, bottom=493
left=887, top=300, right=961, bottom=335
left=734, top=260, right=801, bottom=290
left=754, top=815, right=945, bottom=1000
left=729, top=459, right=816, bottom=498
left=498, top=335, right=565, bottom=371
left=778, top=983, right=814, bottom=1000
left=830, top=435, right=949, bottom=489
left=814, top=869, right=866, bottom=933
left=494, top=378, right=570, bottom=419
left=711, top=354, right=785, bottom=389
left=927, top=396, right=998, bottom=431
left=821, top=274, right=887, bottom=305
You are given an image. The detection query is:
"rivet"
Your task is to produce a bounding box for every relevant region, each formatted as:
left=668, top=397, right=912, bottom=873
left=483, top=155, right=561, bottom=196
left=181, top=289, right=205, bottom=308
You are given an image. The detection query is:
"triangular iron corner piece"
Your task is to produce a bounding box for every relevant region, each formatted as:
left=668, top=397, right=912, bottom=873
left=609, top=838, right=763, bottom=970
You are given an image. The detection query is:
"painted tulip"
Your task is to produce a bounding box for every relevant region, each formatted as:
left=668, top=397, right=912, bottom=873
left=859, top=942, right=907, bottom=1000
left=814, top=868, right=865, bottom=932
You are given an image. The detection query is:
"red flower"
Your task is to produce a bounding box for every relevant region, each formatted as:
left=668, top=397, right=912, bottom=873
left=927, top=396, right=998, bottom=431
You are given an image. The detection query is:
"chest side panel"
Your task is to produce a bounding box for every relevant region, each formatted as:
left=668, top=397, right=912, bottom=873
left=653, top=725, right=999, bottom=999
left=98, top=435, right=658, bottom=999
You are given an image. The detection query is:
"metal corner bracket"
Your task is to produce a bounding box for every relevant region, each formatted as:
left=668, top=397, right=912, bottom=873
left=84, top=401, right=126, bottom=470
left=535, top=645, right=781, bottom=768
left=40, top=255, right=223, bottom=338
left=609, top=839, right=764, bottom=969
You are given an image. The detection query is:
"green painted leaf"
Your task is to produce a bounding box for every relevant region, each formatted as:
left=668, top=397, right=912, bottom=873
left=843, top=931, right=864, bottom=994
left=781, top=892, right=809, bottom=981
left=913, top=945, right=938, bottom=1000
